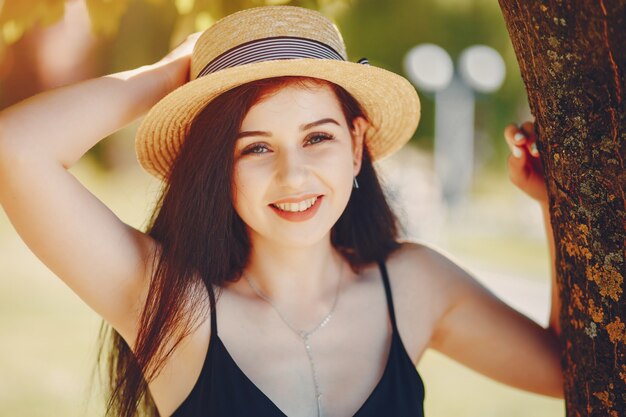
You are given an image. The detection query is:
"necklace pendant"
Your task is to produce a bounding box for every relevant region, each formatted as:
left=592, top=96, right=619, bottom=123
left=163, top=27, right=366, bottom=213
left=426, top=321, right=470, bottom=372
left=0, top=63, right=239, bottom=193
left=242, top=267, right=345, bottom=417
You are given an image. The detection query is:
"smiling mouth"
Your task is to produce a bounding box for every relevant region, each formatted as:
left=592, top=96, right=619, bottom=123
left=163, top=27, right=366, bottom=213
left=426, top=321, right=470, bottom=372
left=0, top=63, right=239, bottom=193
left=270, top=196, right=319, bottom=212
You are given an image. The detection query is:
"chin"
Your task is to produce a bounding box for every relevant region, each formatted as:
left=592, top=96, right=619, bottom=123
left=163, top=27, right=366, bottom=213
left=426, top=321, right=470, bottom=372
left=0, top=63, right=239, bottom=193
left=244, top=220, right=334, bottom=249
left=268, top=228, right=332, bottom=249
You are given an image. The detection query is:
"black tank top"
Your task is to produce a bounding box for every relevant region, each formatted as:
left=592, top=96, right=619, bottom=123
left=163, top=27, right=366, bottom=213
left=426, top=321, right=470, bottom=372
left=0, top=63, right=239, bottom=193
left=171, top=259, right=426, bottom=416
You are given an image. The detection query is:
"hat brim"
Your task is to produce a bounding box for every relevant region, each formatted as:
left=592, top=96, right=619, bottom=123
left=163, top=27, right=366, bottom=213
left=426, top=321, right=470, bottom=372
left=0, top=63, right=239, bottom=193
left=135, top=58, right=420, bottom=181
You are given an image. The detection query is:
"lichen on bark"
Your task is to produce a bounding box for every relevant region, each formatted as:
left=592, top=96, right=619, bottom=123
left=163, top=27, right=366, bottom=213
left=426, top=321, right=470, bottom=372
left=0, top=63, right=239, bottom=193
left=498, top=1, right=626, bottom=415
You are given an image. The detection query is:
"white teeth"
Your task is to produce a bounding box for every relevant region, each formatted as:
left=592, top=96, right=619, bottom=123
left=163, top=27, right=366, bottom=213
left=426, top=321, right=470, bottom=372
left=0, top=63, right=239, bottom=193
left=273, top=196, right=318, bottom=212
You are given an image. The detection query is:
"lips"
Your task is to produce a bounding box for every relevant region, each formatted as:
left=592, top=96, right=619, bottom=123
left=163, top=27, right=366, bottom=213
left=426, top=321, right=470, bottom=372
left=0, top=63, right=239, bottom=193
left=271, top=196, right=318, bottom=212
left=271, top=193, right=321, bottom=204
left=268, top=195, right=324, bottom=222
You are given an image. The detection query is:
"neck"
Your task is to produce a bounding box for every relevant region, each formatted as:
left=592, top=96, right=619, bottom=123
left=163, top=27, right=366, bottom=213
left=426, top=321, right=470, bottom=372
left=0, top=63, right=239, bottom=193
left=242, top=232, right=347, bottom=304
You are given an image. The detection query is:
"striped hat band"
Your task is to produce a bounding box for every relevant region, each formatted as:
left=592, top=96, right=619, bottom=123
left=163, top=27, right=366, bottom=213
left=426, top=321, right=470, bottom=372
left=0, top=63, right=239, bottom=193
left=197, top=36, right=369, bottom=78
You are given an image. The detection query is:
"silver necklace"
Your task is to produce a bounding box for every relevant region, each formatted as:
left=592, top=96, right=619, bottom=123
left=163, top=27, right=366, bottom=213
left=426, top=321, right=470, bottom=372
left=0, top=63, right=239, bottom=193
left=243, top=263, right=344, bottom=417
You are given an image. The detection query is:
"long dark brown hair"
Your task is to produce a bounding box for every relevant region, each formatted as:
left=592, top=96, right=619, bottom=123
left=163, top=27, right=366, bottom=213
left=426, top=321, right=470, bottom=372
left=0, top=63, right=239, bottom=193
left=95, top=76, right=402, bottom=417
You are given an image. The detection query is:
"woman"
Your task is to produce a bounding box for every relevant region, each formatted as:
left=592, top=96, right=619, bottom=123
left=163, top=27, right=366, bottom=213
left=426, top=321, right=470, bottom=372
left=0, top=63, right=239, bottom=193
left=0, top=5, right=562, bottom=417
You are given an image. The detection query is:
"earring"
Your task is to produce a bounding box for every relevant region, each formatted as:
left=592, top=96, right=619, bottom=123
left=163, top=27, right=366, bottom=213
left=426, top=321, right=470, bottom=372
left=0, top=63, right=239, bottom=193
left=353, top=176, right=359, bottom=189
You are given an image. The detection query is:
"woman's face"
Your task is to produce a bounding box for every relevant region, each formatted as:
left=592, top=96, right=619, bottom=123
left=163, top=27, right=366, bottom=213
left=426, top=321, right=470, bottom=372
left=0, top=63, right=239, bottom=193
left=232, top=81, right=368, bottom=248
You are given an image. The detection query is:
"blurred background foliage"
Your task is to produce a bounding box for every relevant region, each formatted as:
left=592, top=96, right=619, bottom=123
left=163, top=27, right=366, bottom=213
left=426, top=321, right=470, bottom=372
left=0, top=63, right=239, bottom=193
left=0, top=0, right=530, bottom=173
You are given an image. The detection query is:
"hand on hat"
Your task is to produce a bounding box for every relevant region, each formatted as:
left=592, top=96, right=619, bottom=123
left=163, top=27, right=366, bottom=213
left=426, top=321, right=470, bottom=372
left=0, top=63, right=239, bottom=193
left=160, top=31, right=203, bottom=64
left=503, top=121, right=549, bottom=205
left=157, top=31, right=204, bottom=91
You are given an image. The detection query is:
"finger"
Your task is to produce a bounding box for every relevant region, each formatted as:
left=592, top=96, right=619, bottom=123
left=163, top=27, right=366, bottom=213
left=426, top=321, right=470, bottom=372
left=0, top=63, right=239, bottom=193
left=504, top=123, right=526, bottom=146
left=509, top=120, right=538, bottom=158
left=505, top=126, right=541, bottom=181
left=520, top=120, right=535, bottom=135
left=504, top=122, right=524, bottom=137
left=519, top=121, right=538, bottom=143
left=503, top=123, right=526, bottom=158
left=529, top=141, right=540, bottom=157
left=520, top=123, right=541, bottom=157
left=507, top=151, right=530, bottom=187
left=508, top=138, right=528, bottom=168
left=187, top=31, right=203, bottom=42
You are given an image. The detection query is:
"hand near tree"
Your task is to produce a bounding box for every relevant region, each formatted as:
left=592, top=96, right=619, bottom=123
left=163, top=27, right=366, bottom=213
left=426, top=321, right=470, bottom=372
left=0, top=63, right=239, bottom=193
left=504, top=120, right=559, bottom=338
left=504, top=121, right=549, bottom=206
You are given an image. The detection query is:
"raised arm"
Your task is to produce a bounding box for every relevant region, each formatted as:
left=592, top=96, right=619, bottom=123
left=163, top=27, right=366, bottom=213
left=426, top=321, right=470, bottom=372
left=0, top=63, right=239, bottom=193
left=420, top=121, right=563, bottom=398
left=0, top=33, right=199, bottom=347
left=505, top=121, right=560, bottom=338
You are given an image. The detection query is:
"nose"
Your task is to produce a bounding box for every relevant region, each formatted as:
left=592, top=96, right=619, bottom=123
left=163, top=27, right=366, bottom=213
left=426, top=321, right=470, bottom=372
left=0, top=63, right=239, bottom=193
left=275, top=147, right=308, bottom=189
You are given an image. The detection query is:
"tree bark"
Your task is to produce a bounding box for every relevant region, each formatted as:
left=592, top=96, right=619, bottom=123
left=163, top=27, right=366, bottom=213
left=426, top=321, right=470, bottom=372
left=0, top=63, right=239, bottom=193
left=497, top=1, right=625, bottom=416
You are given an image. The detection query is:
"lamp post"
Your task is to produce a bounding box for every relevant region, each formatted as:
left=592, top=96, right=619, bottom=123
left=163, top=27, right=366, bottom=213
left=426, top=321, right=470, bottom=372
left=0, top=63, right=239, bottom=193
left=404, top=43, right=505, bottom=208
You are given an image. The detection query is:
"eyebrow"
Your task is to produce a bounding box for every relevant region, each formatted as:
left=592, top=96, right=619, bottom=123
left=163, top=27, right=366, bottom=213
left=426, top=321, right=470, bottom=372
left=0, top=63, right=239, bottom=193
left=236, top=118, right=340, bottom=140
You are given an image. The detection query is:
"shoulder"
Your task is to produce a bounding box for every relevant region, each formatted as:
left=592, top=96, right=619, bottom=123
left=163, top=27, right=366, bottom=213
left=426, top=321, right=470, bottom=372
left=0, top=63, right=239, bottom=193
left=386, top=242, right=564, bottom=397
left=386, top=239, right=472, bottom=292
left=388, top=238, right=484, bottom=311
left=385, top=238, right=464, bottom=291
left=381, top=239, right=466, bottom=353
left=386, top=239, right=488, bottom=337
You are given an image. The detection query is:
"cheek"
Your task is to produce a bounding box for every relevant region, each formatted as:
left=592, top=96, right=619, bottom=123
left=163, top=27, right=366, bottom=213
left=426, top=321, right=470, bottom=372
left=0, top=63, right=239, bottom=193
left=231, top=165, right=253, bottom=214
left=232, top=161, right=270, bottom=215
left=314, top=141, right=355, bottom=170
left=314, top=152, right=355, bottom=207
left=318, top=147, right=355, bottom=182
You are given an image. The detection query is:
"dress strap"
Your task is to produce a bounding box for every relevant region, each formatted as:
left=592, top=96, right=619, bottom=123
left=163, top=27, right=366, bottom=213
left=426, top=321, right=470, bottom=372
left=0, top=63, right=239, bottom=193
left=207, top=282, right=218, bottom=337
left=378, top=259, right=398, bottom=331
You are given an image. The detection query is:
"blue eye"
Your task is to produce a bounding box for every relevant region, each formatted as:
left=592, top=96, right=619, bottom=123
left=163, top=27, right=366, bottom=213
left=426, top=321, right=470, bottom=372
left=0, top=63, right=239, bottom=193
left=306, top=133, right=335, bottom=145
left=240, top=134, right=334, bottom=156
left=242, top=143, right=269, bottom=155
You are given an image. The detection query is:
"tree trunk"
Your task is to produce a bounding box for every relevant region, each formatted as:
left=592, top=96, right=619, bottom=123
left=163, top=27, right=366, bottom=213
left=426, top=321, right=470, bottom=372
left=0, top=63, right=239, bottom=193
left=497, top=1, right=625, bottom=416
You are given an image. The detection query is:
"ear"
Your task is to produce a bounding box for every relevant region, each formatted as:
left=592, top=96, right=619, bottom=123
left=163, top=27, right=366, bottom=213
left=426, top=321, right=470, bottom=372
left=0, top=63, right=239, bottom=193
left=350, top=116, right=369, bottom=176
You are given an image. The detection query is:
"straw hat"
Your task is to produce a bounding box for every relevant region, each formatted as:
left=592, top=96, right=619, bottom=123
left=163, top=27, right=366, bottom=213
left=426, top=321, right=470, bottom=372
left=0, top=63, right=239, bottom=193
left=135, top=5, right=421, bottom=181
